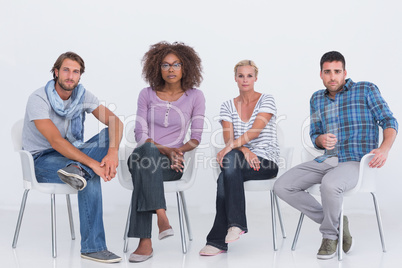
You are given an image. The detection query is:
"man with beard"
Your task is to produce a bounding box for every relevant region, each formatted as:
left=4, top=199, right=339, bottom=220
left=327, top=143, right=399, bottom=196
left=274, top=51, right=398, bottom=260
left=22, top=51, right=123, bottom=263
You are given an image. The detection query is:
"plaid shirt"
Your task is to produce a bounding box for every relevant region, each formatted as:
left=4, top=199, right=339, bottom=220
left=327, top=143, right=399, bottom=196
left=310, top=78, right=398, bottom=163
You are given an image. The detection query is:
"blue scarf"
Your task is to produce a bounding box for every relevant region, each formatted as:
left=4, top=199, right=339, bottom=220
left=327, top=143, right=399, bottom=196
left=45, top=80, right=86, bottom=147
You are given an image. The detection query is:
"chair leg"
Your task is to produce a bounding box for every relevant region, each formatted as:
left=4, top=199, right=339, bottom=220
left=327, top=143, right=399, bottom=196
left=291, top=213, right=305, bottom=251
left=51, top=194, right=57, bottom=258
left=12, top=189, right=30, bottom=248
left=338, top=206, right=344, bottom=261
left=66, top=194, right=75, bottom=240
left=179, top=191, right=193, bottom=241
left=123, top=204, right=132, bottom=253
left=274, top=193, right=287, bottom=238
left=371, top=192, right=387, bottom=252
left=270, top=190, right=278, bottom=251
left=176, top=192, right=187, bottom=254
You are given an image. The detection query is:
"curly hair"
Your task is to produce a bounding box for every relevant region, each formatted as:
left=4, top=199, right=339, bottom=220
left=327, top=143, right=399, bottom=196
left=142, top=41, right=203, bottom=91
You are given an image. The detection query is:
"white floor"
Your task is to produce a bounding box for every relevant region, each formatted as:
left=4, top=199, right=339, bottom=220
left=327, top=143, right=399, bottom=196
left=2, top=195, right=400, bottom=268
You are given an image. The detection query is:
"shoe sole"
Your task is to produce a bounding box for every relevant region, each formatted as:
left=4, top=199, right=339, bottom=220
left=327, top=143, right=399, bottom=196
left=57, top=169, right=87, bottom=191
left=317, top=251, right=337, bottom=260
left=199, top=250, right=227, bottom=256
left=81, top=254, right=122, bottom=263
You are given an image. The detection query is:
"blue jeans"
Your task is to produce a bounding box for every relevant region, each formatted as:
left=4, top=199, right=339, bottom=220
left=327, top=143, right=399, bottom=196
left=127, top=142, right=182, bottom=238
left=206, top=150, right=278, bottom=250
left=33, top=128, right=109, bottom=253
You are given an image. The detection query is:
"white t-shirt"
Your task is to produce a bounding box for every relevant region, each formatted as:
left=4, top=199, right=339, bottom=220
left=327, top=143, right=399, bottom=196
left=22, top=86, right=99, bottom=154
left=219, top=93, right=279, bottom=163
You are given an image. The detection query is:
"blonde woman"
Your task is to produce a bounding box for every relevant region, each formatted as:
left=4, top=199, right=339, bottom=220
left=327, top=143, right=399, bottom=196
left=200, top=60, right=280, bottom=256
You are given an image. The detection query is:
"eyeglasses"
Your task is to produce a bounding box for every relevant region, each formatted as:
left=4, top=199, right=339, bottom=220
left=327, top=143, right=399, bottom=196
left=161, top=63, right=182, bottom=71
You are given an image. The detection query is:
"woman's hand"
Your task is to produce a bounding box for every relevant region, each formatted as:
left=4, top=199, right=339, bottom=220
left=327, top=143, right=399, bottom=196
left=216, top=145, right=233, bottom=168
left=242, top=148, right=260, bottom=171
left=160, top=146, right=184, bottom=172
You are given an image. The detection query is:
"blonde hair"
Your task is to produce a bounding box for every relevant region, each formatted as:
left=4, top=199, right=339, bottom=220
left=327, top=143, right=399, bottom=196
left=234, top=60, right=258, bottom=76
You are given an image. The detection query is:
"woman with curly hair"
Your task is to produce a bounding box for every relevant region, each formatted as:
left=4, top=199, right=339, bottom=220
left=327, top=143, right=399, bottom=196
left=199, top=60, right=279, bottom=256
left=127, top=41, right=205, bottom=262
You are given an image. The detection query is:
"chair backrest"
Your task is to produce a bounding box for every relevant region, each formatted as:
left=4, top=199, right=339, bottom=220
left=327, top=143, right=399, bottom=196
left=11, top=119, right=24, bottom=151
left=11, top=119, right=36, bottom=185
left=301, top=147, right=378, bottom=195
left=118, top=124, right=137, bottom=190
left=348, top=153, right=377, bottom=195
left=276, top=125, right=294, bottom=176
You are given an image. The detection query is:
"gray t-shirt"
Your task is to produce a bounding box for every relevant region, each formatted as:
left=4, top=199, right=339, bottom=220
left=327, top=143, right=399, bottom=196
left=22, top=86, right=99, bottom=154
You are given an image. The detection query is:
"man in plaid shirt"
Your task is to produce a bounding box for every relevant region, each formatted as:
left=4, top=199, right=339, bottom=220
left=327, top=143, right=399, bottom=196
left=274, top=51, right=398, bottom=260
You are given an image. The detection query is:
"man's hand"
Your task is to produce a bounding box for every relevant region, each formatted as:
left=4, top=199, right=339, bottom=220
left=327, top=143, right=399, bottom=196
left=100, top=152, right=119, bottom=181
left=316, top=133, right=337, bottom=150
left=91, top=164, right=108, bottom=182
left=368, top=148, right=389, bottom=168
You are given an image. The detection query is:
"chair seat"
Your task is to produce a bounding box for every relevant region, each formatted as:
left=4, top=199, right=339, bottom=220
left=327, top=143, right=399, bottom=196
left=164, top=180, right=193, bottom=192
left=244, top=178, right=277, bottom=191
left=24, top=182, right=78, bottom=195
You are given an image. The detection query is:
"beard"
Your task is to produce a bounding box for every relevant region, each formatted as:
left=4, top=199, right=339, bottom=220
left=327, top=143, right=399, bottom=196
left=57, top=78, right=79, bottom=91
left=325, top=81, right=345, bottom=93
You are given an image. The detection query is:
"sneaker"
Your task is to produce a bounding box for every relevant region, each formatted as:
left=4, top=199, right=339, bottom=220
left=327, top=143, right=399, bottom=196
left=81, top=250, right=122, bottom=263
left=317, top=238, right=338, bottom=260
left=343, top=215, right=353, bottom=253
left=57, top=165, right=87, bottom=191
left=225, top=227, right=245, bottom=243
left=199, top=245, right=226, bottom=256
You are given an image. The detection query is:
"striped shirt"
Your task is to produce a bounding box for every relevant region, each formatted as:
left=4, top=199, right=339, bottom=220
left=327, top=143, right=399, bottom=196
left=220, top=94, right=279, bottom=164
left=310, top=78, right=398, bottom=163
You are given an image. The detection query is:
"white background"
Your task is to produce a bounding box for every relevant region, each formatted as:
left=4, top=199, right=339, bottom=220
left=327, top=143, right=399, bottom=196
left=1, top=0, right=401, bottom=218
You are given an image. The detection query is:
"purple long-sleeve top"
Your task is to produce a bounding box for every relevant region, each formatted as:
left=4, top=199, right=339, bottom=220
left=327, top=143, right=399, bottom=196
left=134, top=87, right=206, bottom=148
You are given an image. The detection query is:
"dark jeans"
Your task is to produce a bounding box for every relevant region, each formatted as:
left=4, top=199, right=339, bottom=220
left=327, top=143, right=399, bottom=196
left=206, top=150, right=278, bottom=250
left=127, top=142, right=183, bottom=238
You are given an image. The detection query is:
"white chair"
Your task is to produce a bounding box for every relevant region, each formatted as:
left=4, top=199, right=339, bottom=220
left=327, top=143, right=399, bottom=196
left=117, top=126, right=197, bottom=254
left=211, top=125, right=293, bottom=250
left=11, top=119, right=77, bottom=258
left=291, top=148, right=386, bottom=261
